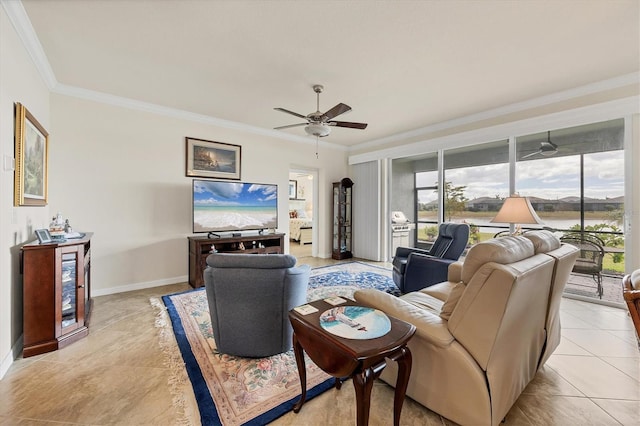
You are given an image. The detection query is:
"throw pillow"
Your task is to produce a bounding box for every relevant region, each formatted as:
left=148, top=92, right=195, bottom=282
left=440, top=281, right=466, bottom=320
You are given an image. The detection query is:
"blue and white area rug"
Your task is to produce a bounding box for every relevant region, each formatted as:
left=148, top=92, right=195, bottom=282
left=307, top=261, right=400, bottom=300
left=151, top=261, right=396, bottom=426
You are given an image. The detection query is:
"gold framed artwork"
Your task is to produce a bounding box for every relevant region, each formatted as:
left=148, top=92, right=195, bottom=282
left=185, top=137, right=241, bottom=180
left=14, top=103, right=49, bottom=206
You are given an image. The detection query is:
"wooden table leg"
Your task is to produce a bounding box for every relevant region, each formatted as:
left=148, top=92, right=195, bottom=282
left=390, top=346, right=412, bottom=426
left=352, top=361, right=387, bottom=426
left=352, top=367, right=375, bottom=426
left=291, top=333, right=307, bottom=413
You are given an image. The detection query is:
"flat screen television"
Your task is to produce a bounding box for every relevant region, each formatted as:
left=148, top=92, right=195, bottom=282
left=192, top=179, right=278, bottom=233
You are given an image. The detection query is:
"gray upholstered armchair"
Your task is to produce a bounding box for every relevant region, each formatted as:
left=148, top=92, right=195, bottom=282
left=392, top=223, right=470, bottom=293
left=203, top=253, right=310, bottom=357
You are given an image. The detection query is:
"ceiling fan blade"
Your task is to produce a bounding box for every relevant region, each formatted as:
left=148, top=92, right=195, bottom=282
left=322, top=103, right=351, bottom=121
left=328, top=121, right=368, bottom=130
left=274, top=108, right=308, bottom=120
left=274, top=123, right=307, bottom=130
left=521, top=150, right=542, bottom=159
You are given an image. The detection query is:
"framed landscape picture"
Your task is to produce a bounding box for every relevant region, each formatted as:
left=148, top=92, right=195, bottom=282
left=185, top=137, right=241, bottom=180
left=14, top=102, right=49, bottom=206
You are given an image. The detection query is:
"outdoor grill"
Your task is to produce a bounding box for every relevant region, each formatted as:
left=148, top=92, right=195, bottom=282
left=391, top=211, right=415, bottom=254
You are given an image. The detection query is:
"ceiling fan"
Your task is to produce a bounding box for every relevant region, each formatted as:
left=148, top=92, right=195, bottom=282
left=274, top=85, right=368, bottom=137
left=521, top=131, right=558, bottom=159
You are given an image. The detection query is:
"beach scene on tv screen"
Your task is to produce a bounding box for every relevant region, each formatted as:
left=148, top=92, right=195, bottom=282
left=193, top=180, right=278, bottom=232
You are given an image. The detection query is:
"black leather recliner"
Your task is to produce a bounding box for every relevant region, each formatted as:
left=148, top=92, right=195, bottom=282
left=392, top=223, right=470, bottom=293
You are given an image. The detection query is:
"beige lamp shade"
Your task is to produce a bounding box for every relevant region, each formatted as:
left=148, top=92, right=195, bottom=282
left=491, top=194, right=543, bottom=225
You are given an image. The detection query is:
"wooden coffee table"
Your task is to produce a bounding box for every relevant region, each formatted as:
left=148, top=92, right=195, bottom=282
left=288, top=298, right=416, bottom=426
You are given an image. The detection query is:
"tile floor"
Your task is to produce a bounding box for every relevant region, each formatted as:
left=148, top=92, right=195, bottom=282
left=0, top=257, right=638, bottom=425
left=565, top=273, right=626, bottom=306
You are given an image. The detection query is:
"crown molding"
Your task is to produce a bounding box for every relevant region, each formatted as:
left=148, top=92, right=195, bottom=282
left=351, top=72, right=640, bottom=152
left=5, top=0, right=636, bottom=156
left=2, top=0, right=347, bottom=152
left=52, top=83, right=348, bottom=150
left=1, top=0, right=57, bottom=89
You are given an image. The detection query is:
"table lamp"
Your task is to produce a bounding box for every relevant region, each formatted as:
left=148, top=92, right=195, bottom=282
left=491, top=194, right=543, bottom=235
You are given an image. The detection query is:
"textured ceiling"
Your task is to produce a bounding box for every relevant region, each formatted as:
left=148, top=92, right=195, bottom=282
left=19, top=0, right=640, bottom=148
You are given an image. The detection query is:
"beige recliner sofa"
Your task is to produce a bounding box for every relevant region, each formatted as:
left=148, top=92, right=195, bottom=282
left=354, top=231, right=578, bottom=426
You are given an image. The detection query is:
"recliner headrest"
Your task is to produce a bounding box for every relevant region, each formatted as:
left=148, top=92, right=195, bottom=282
left=522, top=230, right=561, bottom=254
left=439, top=223, right=468, bottom=238
left=461, top=236, right=535, bottom=283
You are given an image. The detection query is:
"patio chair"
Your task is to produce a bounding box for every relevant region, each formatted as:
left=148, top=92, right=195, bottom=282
left=559, top=235, right=605, bottom=298
left=560, top=231, right=605, bottom=247
left=622, top=270, right=640, bottom=350
left=492, top=230, right=511, bottom=238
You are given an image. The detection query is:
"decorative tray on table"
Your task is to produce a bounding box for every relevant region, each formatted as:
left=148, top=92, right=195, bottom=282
left=319, top=306, right=391, bottom=339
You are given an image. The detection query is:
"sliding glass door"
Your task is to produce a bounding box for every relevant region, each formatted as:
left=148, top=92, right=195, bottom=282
left=404, top=118, right=626, bottom=304
left=442, top=139, right=509, bottom=244
left=415, top=170, right=439, bottom=248
left=516, top=119, right=625, bottom=302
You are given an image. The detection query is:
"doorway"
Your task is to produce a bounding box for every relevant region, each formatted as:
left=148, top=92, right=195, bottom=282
left=288, top=168, right=317, bottom=258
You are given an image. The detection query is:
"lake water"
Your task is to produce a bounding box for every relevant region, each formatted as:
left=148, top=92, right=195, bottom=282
left=479, top=218, right=618, bottom=232
left=418, top=217, right=623, bottom=237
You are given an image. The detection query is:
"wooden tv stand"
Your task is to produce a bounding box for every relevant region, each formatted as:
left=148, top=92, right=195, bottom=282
left=188, top=233, right=285, bottom=288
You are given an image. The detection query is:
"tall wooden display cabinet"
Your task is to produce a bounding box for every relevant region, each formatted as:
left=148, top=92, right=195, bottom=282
left=332, top=178, right=353, bottom=260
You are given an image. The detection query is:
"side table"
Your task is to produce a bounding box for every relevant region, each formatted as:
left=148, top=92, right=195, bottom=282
left=288, top=299, right=416, bottom=426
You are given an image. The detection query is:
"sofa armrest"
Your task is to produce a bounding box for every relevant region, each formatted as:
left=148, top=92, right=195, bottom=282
left=287, top=264, right=311, bottom=277
left=353, top=289, right=454, bottom=347
left=448, top=261, right=463, bottom=283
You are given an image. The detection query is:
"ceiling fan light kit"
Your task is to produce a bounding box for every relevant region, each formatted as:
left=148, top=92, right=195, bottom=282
left=305, top=123, right=331, bottom=137
left=274, top=84, right=368, bottom=139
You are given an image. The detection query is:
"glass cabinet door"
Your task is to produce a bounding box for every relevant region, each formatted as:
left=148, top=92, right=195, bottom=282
left=83, top=243, right=91, bottom=318
left=60, top=246, right=85, bottom=333
left=333, top=185, right=340, bottom=252
left=332, top=179, right=353, bottom=259
left=343, top=186, right=352, bottom=253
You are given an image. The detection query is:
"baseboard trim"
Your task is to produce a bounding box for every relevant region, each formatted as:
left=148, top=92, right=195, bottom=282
left=562, top=293, right=625, bottom=310
left=0, top=334, right=23, bottom=380
left=92, top=275, right=189, bottom=297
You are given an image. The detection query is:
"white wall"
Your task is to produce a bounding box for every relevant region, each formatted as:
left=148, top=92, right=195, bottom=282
left=0, top=6, right=51, bottom=377
left=49, top=95, right=348, bottom=295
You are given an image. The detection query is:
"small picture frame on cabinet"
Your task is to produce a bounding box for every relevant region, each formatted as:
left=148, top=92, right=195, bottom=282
left=35, top=228, right=52, bottom=244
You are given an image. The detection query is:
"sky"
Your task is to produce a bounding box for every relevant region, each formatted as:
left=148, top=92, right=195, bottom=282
left=417, top=151, right=624, bottom=203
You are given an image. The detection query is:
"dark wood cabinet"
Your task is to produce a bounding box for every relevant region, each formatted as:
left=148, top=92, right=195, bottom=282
left=21, top=233, right=92, bottom=357
left=188, top=233, right=285, bottom=288
left=332, top=178, right=353, bottom=260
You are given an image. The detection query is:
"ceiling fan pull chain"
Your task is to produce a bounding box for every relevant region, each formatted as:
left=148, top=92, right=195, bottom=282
left=315, top=136, right=319, bottom=159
